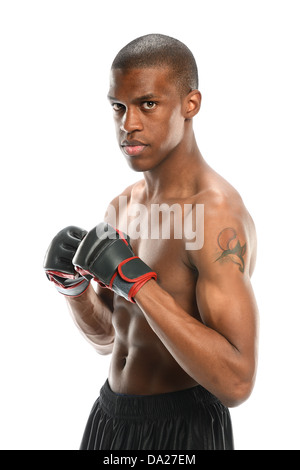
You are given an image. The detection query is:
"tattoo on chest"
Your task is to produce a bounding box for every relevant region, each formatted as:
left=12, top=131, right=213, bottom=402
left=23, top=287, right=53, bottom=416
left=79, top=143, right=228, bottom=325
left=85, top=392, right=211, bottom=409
left=215, top=227, right=246, bottom=273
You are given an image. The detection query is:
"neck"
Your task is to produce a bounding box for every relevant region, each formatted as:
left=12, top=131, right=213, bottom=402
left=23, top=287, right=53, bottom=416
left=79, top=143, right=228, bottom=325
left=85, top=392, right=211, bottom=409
left=143, top=131, right=204, bottom=200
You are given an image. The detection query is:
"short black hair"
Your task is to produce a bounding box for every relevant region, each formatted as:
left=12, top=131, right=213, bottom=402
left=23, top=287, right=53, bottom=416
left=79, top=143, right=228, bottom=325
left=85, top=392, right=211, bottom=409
left=111, top=34, right=199, bottom=96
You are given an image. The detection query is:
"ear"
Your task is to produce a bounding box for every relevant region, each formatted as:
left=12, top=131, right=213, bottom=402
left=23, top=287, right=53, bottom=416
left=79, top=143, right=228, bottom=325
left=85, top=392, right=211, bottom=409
left=183, top=90, right=201, bottom=119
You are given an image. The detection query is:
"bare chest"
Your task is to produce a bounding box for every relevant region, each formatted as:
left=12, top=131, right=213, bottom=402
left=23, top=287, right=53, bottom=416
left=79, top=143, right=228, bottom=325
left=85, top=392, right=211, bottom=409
left=116, top=203, right=198, bottom=312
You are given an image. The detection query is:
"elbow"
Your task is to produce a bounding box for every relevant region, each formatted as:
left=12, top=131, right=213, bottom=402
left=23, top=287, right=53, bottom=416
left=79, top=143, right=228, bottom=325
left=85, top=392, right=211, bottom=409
left=221, top=375, right=256, bottom=408
left=220, top=351, right=258, bottom=408
left=85, top=333, right=115, bottom=355
left=95, top=338, right=115, bottom=355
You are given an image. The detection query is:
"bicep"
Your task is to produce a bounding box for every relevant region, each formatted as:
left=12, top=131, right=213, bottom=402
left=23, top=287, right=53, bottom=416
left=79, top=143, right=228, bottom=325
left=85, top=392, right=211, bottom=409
left=196, top=271, right=259, bottom=355
left=192, top=209, right=259, bottom=356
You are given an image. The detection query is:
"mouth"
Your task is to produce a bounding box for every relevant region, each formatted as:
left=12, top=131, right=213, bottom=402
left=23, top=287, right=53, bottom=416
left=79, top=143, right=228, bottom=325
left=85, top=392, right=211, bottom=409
left=121, top=140, right=148, bottom=157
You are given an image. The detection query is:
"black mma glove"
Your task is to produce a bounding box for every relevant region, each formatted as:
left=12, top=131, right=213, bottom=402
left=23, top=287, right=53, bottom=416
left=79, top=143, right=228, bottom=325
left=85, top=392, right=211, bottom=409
left=72, top=222, right=157, bottom=303
left=44, top=226, right=91, bottom=297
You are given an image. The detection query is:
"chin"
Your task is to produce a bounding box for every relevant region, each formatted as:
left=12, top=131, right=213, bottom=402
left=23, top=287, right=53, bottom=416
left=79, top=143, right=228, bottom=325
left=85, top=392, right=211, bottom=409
left=125, top=157, right=155, bottom=173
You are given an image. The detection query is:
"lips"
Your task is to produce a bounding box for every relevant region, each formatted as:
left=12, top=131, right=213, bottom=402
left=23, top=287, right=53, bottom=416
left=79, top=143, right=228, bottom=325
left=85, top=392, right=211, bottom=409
left=121, top=140, right=148, bottom=157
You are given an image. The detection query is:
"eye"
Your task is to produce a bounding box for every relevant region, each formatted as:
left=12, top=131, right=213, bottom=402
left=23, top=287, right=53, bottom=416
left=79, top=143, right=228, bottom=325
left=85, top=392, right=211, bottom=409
left=112, top=103, right=125, bottom=112
left=141, top=101, right=157, bottom=110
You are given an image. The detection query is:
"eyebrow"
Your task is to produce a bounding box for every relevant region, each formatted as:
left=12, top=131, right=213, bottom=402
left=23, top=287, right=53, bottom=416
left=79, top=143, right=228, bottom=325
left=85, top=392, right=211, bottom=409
left=107, top=93, right=160, bottom=102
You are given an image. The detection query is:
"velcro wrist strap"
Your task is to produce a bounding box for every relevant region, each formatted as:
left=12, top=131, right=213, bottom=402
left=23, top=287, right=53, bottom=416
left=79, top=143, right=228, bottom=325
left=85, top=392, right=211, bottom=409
left=118, top=257, right=156, bottom=282
left=112, top=257, right=157, bottom=303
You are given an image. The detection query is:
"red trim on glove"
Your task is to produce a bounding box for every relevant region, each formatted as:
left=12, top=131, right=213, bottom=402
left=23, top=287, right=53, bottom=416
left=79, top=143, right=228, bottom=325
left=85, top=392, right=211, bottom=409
left=117, top=256, right=139, bottom=281
left=46, top=270, right=76, bottom=280
left=117, top=257, right=157, bottom=284
left=47, top=274, right=87, bottom=290
left=75, top=266, right=92, bottom=278
left=128, top=276, right=156, bottom=302
left=114, top=227, right=129, bottom=246
left=109, top=271, right=118, bottom=289
left=93, top=279, right=108, bottom=288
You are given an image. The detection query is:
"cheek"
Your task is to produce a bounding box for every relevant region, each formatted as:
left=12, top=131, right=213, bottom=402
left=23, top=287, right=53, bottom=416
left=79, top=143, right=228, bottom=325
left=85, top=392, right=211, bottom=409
left=114, top=117, right=121, bottom=134
left=160, top=109, right=184, bottom=149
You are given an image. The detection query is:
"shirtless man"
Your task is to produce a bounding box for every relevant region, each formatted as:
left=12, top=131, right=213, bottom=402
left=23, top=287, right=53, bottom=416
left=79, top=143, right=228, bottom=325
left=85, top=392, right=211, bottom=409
left=44, top=34, right=259, bottom=450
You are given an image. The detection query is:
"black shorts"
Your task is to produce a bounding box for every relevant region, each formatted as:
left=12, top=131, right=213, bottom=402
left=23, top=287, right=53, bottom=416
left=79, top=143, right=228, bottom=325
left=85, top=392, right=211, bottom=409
left=80, top=380, right=234, bottom=450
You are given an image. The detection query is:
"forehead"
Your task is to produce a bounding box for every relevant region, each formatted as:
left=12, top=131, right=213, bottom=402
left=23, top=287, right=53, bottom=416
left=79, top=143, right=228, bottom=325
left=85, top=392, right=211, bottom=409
left=108, top=67, right=179, bottom=101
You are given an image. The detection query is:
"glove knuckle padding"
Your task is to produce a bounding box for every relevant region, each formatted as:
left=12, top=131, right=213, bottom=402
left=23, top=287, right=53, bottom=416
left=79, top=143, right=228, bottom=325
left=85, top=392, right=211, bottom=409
left=73, top=222, right=157, bottom=302
left=44, top=225, right=89, bottom=297
left=44, top=225, right=87, bottom=275
left=73, top=223, right=134, bottom=285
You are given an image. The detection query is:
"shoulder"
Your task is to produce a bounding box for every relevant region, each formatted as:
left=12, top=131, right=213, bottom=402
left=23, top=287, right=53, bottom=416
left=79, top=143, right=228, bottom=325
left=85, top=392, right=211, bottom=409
left=204, top=184, right=255, bottom=236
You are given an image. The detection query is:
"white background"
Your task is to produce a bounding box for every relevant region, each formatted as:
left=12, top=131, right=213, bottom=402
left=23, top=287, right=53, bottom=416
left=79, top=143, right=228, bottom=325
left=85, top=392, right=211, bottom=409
left=0, top=0, right=299, bottom=450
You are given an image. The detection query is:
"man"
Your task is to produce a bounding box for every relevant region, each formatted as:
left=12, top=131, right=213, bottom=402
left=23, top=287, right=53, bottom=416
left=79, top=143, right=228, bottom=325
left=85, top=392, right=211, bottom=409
left=44, top=34, right=259, bottom=450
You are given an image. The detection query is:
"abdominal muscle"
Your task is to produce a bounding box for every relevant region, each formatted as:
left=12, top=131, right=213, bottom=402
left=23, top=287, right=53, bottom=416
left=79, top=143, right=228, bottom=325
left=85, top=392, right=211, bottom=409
left=107, top=297, right=198, bottom=395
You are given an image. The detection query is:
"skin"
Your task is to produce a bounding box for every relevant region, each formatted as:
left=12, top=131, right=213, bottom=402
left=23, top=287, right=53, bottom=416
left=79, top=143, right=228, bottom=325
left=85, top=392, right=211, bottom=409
left=66, top=66, right=259, bottom=408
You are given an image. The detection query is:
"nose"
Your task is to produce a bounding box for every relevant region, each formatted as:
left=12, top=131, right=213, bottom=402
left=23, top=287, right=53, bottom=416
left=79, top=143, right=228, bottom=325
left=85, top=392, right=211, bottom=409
left=120, top=107, right=143, bottom=133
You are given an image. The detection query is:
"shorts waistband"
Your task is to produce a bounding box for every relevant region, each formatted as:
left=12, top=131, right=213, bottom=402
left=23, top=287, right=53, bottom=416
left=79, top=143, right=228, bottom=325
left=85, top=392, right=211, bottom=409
left=99, top=379, right=220, bottom=420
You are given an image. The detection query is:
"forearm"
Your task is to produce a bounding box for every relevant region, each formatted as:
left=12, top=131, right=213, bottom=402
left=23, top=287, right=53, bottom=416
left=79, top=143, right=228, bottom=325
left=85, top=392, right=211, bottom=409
left=135, top=281, right=254, bottom=407
left=65, top=284, right=115, bottom=354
